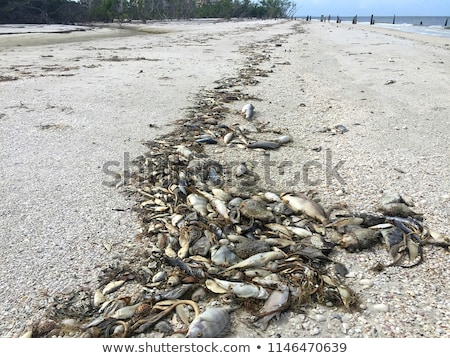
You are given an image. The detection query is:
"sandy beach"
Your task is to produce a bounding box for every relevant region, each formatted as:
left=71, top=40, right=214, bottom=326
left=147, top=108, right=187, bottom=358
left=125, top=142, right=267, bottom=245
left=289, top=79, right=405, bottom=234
left=0, top=19, right=449, bottom=338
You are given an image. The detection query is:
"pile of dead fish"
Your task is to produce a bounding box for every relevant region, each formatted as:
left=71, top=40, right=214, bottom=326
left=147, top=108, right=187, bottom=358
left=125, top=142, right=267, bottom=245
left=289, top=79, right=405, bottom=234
left=26, top=27, right=449, bottom=339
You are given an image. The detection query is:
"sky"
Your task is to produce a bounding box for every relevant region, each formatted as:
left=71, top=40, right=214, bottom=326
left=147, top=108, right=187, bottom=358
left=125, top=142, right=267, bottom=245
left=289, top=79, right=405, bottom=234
left=294, top=0, right=450, bottom=17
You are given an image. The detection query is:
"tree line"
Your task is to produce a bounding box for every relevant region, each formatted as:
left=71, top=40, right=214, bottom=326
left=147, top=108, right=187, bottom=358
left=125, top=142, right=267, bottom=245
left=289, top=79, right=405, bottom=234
left=0, top=0, right=296, bottom=24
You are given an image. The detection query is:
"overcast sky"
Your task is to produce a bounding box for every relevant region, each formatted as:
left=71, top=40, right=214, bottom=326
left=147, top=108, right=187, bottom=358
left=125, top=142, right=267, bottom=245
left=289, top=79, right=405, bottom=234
left=294, top=0, right=449, bottom=16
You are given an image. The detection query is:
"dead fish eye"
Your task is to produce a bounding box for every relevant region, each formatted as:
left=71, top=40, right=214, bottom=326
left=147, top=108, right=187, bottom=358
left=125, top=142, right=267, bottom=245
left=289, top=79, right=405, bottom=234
left=196, top=332, right=202, bottom=337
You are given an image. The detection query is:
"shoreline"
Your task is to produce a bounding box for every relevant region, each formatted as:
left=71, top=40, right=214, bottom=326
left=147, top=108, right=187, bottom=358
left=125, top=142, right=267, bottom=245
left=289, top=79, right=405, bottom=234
left=0, top=19, right=271, bottom=49
left=0, top=19, right=448, bottom=338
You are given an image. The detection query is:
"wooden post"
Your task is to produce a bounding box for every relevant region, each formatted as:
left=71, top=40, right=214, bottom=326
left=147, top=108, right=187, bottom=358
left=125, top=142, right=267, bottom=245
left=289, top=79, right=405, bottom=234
left=393, top=15, right=396, bottom=24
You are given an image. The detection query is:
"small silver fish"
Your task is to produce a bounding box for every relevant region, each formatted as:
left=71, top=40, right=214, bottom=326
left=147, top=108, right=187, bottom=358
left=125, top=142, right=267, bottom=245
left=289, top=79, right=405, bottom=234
left=241, top=103, right=255, bottom=120
left=223, top=132, right=235, bottom=145
left=234, top=162, right=247, bottom=177
left=186, top=307, right=231, bottom=338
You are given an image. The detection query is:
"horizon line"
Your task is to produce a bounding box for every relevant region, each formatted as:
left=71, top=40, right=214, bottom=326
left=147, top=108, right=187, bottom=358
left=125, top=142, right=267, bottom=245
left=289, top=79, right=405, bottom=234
left=295, top=14, right=449, bottom=17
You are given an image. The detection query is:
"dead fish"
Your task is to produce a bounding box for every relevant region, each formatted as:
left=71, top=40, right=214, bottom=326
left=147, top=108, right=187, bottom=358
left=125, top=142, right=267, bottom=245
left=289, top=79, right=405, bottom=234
left=425, top=229, right=450, bottom=248
left=195, top=135, right=217, bottom=144
left=239, top=199, right=275, bottom=222
left=99, top=296, right=130, bottom=317
left=251, top=272, right=282, bottom=286
left=212, top=188, right=232, bottom=202
left=254, top=286, right=290, bottom=330
left=210, top=198, right=230, bottom=221
left=378, top=203, right=421, bottom=217
left=287, top=226, right=312, bottom=238
left=340, top=227, right=381, bottom=252
left=81, top=315, right=112, bottom=330
left=379, top=190, right=405, bottom=206
left=210, top=245, right=240, bottom=266
left=186, top=307, right=232, bottom=338
left=167, top=274, right=181, bottom=287
left=152, top=271, right=167, bottom=283
left=281, top=193, right=329, bottom=225
left=102, top=280, right=125, bottom=295
left=152, top=284, right=194, bottom=301
left=93, top=290, right=106, bottom=307
left=241, top=103, right=255, bottom=120
left=276, top=134, right=293, bottom=144
left=190, top=235, right=212, bottom=256
left=265, top=223, right=292, bottom=238
left=229, top=197, right=243, bottom=207
left=263, top=191, right=282, bottom=202
left=187, top=193, right=208, bottom=216
left=247, top=141, right=281, bottom=150
left=223, top=250, right=285, bottom=272
left=223, top=132, right=235, bottom=145
left=232, top=237, right=272, bottom=259
left=207, top=278, right=269, bottom=299
left=327, top=217, right=364, bottom=229
left=110, top=303, right=141, bottom=320
left=176, top=145, right=194, bottom=160
left=233, top=162, right=248, bottom=177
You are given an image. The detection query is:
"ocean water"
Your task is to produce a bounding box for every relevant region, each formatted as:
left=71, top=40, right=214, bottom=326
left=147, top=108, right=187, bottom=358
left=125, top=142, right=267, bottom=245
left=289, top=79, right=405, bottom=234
left=306, top=16, right=450, bottom=39
left=0, top=24, right=89, bottom=34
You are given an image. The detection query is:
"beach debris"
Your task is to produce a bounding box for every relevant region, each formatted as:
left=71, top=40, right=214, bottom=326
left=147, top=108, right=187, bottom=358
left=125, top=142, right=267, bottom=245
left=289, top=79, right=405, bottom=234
left=31, top=31, right=449, bottom=339
left=317, top=125, right=349, bottom=135
left=241, top=103, right=255, bottom=120
left=254, top=286, right=290, bottom=330
left=281, top=192, right=329, bottom=225
left=334, top=124, right=349, bottom=134
left=340, top=227, right=382, bottom=252
left=276, top=134, right=293, bottom=144
left=223, top=132, right=235, bottom=145
left=233, top=162, right=248, bottom=177
left=186, top=307, right=233, bottom=338
left=384, top=79, right=396, bottom=85
left=247, top=140, right=281, bottom=150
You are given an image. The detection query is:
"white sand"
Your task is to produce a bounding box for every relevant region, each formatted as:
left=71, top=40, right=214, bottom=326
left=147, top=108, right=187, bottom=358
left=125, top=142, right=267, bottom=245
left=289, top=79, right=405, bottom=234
left=0, top=19, right=448, bottom=338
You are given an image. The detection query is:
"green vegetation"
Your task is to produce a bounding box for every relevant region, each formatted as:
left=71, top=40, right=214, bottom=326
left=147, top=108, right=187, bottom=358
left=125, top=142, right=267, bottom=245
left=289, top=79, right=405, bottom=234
left=0, top=0, right=297, bottom=24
